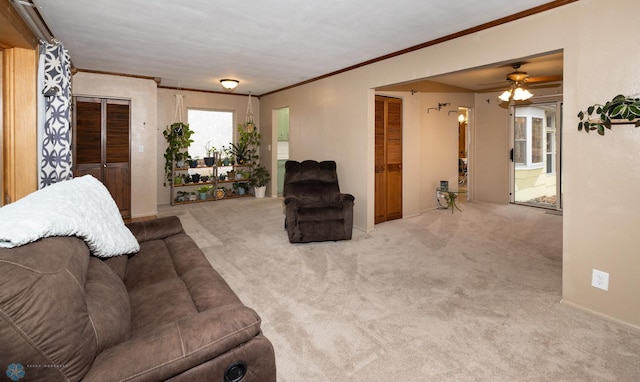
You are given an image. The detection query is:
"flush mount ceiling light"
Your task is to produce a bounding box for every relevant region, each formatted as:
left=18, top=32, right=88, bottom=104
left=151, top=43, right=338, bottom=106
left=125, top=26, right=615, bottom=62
left=220, top=79, right=239, bottom=91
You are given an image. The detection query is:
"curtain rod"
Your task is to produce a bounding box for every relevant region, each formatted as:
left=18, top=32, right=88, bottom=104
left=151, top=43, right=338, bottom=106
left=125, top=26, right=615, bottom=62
left=10, top=0, right=55, bottom=44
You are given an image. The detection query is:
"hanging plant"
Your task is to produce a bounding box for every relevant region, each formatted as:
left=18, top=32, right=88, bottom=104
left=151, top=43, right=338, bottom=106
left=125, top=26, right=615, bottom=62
left=577, top=94, right=640, bottom=135
left=162, top=122, right=194, bottom=186
left=229, top=122, right=261, bottom=164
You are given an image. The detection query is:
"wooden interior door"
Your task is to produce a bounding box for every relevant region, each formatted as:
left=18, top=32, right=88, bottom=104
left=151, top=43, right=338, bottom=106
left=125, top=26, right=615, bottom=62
left=75, top=98, right=102, bottom=179
left=375, top=95, right=402, bottom=224
left=74, top=97, right=131, bottom=217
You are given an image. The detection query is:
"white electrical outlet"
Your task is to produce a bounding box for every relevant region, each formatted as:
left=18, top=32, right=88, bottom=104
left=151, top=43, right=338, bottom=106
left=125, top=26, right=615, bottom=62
left=591, top=269, right=609, bottom=291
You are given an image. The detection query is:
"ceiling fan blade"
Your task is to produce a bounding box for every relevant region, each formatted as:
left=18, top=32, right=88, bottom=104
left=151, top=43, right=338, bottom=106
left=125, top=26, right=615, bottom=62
left=526, top=75, right=562, bottom=84
left=477, top=80, right=508, bottom=87
left=528, top=83, right=561, bottom=89
left=477, top=86, right=508, bottom=93
left=477, top=82, right=561, bottom=93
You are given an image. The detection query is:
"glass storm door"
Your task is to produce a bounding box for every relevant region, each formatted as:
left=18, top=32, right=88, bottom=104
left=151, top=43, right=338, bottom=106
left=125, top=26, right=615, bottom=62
left=511, top=102, right=562, bottom=210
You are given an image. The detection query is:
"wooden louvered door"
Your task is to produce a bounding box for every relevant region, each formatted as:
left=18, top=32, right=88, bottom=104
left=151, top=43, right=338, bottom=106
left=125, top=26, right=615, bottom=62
left=74, top=97, right=131, bottom=218
left=375, top=95, right=402, bottom=224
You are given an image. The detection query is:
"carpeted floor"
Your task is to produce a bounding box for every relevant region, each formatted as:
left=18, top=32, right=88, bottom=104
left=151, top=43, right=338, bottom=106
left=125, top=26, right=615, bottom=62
left=158, top=198, right=640, bottom=381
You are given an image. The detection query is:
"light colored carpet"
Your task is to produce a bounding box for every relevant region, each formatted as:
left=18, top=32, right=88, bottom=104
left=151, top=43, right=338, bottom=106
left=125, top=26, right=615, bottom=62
left=158, top=198, right=640, bottom=381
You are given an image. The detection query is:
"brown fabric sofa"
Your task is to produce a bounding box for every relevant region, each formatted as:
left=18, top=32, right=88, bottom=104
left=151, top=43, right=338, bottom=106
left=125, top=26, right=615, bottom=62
left=0, top=216, right=276, bottom=381
left=283, top=160, right=354, bottom=243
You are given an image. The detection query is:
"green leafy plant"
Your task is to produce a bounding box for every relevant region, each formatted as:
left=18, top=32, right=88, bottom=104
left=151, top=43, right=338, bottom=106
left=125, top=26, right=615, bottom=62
left=205, top=141, right=217, bottom=157
left=163, top=122, right=194, bottom=185
left=229, top=122, right=261, bottom=164
left=578, top=94, right=640, bottom=135
left=195, top=185, right=212, bottom=194
left=249, top=165, right=271, bottom=188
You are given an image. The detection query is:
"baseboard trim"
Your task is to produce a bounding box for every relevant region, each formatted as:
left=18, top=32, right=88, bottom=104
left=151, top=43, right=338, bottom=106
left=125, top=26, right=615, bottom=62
left=126, top=213, right=158, bottom=223
left=560, top=299, right=640, bottom=334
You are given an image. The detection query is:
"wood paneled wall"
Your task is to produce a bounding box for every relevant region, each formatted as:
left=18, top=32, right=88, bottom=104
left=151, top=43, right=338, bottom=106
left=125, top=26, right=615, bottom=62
left=2, top=47, right=37, bottom=204
left=1, top=0, right=38, bottom=205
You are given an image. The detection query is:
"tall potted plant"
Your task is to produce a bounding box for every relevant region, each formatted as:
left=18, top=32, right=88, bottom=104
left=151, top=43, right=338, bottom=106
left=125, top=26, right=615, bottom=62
left=163, top=122, right=194, bottom=186
left=249, top=165, right=271, bottom=198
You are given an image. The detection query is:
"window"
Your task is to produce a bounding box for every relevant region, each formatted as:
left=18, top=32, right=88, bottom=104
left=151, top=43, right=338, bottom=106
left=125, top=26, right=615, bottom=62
left=514, top=117, right=526, bottom=165
left=546, top=132, right=554, bottom=174
left=532, top=117, right=543, bottom=163
left=514, top=107, right=545, bottom=168
left=187, top=109, right=233, bottom=158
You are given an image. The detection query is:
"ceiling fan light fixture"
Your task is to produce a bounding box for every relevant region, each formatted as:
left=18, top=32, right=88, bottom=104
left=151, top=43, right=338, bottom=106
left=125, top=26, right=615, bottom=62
left=513, top=86, right=533, bottom=101
left=498, top=90, right=512, bottom=102
left=220, top=79, right=239, bottom=91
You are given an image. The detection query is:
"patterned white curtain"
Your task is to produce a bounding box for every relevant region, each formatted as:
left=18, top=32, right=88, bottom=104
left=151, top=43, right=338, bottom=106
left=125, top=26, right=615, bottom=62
left=38, top=42, right=72, bottom=188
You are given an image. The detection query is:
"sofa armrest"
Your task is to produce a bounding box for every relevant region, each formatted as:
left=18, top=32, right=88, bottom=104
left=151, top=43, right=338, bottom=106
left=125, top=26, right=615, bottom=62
left=83, top=305, right=262, bottom=382
left=126, top=216, right=184, bottom=244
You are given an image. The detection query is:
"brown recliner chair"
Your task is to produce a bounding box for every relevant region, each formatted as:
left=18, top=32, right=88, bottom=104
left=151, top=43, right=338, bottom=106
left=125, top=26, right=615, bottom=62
left=283, top=160, right=355, bottom=243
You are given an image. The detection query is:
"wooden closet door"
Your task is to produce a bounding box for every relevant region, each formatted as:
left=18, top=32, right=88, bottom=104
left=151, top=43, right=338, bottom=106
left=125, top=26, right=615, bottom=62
left=74, top=97, right=103, bottom=179
left=104, top=100, right=131, bottom=217
left=74, top=97, right=131, bottom=217
left=375, top=96, right=402, bottom=224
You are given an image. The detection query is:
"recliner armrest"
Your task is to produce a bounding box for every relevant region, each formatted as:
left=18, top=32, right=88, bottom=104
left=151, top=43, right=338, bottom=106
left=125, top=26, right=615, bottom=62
left=83, top=305, right=262, bottom=381
left=339, top=193, right=355, bottom=203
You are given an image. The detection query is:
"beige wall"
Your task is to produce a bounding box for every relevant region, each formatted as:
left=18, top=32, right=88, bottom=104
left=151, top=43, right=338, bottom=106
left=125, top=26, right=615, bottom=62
left=260, top=0, right=640, bottom=328
left=156, top=88, right=261, bottom=205
left=562, top=0, right=640, bottom=328
left=72, top=72, right=158, bottom=218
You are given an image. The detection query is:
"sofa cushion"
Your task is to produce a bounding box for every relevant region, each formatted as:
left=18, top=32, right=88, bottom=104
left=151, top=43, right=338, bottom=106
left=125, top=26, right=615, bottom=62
left=85, top=257, right=131, bottom=353
left=102, top=254, right=128, bottom=281
left=0, top=237, right=98, bottom=381
left=124, top=229, right=242, bottom=337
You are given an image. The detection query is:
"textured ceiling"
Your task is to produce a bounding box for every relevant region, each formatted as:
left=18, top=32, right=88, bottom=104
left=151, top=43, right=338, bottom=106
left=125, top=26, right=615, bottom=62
left=33, top=0, right=560, bottom=95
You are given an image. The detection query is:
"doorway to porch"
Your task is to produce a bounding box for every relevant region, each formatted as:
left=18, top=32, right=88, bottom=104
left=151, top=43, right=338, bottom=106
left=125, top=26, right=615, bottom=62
left=510, top=101, right=562, bottom=210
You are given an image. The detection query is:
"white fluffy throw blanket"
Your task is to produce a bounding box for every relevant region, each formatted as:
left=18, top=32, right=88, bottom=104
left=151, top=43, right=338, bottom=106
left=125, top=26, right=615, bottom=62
left=0, top=175, right=139, bottom=258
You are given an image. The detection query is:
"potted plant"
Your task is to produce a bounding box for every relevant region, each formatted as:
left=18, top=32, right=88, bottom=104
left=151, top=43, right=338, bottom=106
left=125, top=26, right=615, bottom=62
left=221, top=145, right=233, bottom=166
left=204, top=141, right=217, bottom=167
left=228, top=122, right=261, bottom=165
left=189, top=157, right=199, bottom=168
left=578, top=94, right=640, bottom=135
left=249, top=165, right=271, bottom=198
left=196, top=185, right=212, bottom=200
left=229, top=140, right=251, bottom=165
left=163, top=122, right=194, bottom=186
left=175, top=191, right=189, bottom=203
left=232, top=181, right=247, bottom=196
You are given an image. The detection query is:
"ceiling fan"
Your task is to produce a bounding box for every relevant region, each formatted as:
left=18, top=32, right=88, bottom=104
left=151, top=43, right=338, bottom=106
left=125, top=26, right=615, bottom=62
left=479, top=63, right=562, bottom=101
